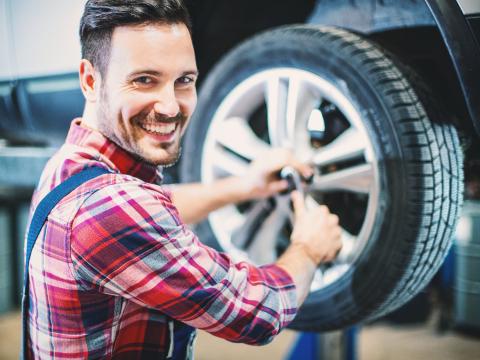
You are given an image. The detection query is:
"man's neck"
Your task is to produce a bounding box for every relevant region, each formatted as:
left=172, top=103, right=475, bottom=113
left=81, top=104, right=99, bottom=131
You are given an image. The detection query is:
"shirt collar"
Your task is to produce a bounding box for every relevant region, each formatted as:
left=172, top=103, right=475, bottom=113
left=65, top=118, right=162, bottom=183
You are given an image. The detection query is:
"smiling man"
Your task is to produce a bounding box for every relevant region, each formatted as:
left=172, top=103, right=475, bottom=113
left=23, top=1, right=342, bottom=359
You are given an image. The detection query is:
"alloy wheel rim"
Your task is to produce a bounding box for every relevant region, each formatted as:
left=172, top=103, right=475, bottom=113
left=201, top=68, right=381, bottom=291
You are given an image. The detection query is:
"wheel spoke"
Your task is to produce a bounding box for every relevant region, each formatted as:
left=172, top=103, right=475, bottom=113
left=285, top=75, right=300, bottom=147
left=311, top=127, right=367, bottom=167
left=247, top=202, right=290, bottom=265
left=211, top=145, right=249, bottom=177
left=292, top=81, right=323, bottom=155
left=231, top=200, right=273, bottom=249
left=310, top=163, right=374, bottom=194
left=335, top=228, right=357, bottom=264
left=265, top=75, right=321, bottom=148
left=266, top=76, right=288, bottom=147
left=215, top=117, right=271, bottom=161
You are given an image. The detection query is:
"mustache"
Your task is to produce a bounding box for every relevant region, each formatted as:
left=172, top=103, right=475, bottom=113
left=133, top=111, right=188, bottom=124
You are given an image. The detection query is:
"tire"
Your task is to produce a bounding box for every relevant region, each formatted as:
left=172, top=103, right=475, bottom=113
left=180, top=25, right=464, bottom=331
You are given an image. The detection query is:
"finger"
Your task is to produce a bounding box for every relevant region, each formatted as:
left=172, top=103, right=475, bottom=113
left=329, top=214, right=339, bottom=225
left=318, top=205, right=330, bottom=215
left=267, top=180, right=289, bottom=194
left=269, top=150, right=313, bottom=180
left=298, top=163, right=314, bottom=179
left=291, top=190, right=306, bottom=220
left=284, top=156, right=313, bottom=178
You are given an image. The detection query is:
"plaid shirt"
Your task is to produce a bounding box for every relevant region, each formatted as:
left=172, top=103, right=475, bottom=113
left=25, top=119, right=297, bottom=359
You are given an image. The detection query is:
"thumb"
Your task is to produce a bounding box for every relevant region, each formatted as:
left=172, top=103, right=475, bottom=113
left=267, top=179, right=289, bottom=194
left=291, top=190, right=305, bottom=221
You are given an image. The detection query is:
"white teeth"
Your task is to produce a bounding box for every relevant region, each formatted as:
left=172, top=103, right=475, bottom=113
left=140, top=122, right=176, bottom=134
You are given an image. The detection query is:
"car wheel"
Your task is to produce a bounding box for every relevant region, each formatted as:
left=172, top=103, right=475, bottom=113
left=180, top=25, right=463, bottom=331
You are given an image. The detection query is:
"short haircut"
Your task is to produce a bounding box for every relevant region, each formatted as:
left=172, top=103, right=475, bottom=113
left=79, top=0, right=192, bottom=78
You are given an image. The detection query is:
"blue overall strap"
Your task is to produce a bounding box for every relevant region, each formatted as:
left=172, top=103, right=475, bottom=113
left=21, top=166, right=110, bottom=359
left=169, top=320, right=196, bottom=360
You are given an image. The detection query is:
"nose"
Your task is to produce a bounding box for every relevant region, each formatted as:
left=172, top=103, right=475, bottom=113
left=153, top=84, right=180, bottom=118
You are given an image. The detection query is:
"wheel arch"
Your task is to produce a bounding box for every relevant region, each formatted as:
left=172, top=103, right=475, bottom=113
left=307, top=0, right=480, bottom=136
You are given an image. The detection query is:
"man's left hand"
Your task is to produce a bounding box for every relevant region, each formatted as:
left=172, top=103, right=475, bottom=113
left=238, top=148, right=313, bottom=201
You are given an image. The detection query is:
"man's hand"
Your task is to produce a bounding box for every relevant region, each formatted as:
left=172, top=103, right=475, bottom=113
left=276, top=190, right=342, bottom=307
left=290, top=191, right=343, bottom=265
left=239, top=148, right=313, bottom=201
left=170, top=148, right=312, bottom=224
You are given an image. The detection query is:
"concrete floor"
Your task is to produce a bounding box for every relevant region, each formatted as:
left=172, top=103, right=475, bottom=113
left=1, top=311, right=479, bottom=359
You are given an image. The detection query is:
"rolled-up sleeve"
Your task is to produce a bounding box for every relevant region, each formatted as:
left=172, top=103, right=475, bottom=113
left=70, top=181, right=297, bottom=345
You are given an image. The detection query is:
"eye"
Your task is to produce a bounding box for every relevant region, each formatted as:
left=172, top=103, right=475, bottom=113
left=133, top=76, right=154, bottom=85
left=176, top=76, right=196, bottom=85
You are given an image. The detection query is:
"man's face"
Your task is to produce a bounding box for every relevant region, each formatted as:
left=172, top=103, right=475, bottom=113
left=96, top=23, right=198, bottom=166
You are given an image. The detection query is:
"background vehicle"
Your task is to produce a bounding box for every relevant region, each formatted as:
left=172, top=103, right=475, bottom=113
left=1, top=0, right=479, bottom=332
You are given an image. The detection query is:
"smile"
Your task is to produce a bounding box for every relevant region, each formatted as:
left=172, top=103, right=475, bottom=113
left=139, top=122, right=177, bottom=135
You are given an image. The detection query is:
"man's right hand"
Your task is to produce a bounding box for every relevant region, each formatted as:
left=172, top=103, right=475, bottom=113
left=289, top=191, right=343, bottom=266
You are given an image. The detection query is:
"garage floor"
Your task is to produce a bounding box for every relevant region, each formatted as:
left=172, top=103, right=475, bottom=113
left=1, top=311, right=479, bottom=359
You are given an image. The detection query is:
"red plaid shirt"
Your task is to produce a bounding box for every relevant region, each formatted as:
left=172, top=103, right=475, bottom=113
left=25, top=119, right=297, bottom=359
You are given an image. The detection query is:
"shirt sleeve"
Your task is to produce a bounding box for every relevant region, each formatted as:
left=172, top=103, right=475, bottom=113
left=70, top=180, right=297, bottom=345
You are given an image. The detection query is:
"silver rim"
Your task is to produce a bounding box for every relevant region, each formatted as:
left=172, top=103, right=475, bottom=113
left=201, top=68, right=380, bottom=291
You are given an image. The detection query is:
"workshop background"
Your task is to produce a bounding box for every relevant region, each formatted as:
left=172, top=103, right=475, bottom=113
left=1, top=0, right=480, bottom=359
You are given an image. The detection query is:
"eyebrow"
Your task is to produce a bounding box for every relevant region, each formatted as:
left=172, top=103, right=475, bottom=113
left=127, top=69, right=199, bottom=78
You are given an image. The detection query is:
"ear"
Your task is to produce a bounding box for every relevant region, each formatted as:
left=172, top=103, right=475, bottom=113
left=79, top=59, right=99, bottom=102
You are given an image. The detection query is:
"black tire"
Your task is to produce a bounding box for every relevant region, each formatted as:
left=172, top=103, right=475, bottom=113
left=180, top=25, right=464, bottom=331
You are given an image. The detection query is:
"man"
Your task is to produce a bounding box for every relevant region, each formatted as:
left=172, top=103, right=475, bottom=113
left=24, top=0, right=342, bottom=358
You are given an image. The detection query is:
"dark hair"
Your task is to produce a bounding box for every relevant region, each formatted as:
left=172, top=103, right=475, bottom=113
left=79, top=0, right=192, bottom=77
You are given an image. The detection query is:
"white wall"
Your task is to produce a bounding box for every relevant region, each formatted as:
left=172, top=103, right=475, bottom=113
left=9, top=0, right=87, bottom=78
left=0, top=0, right=14, bottom=80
